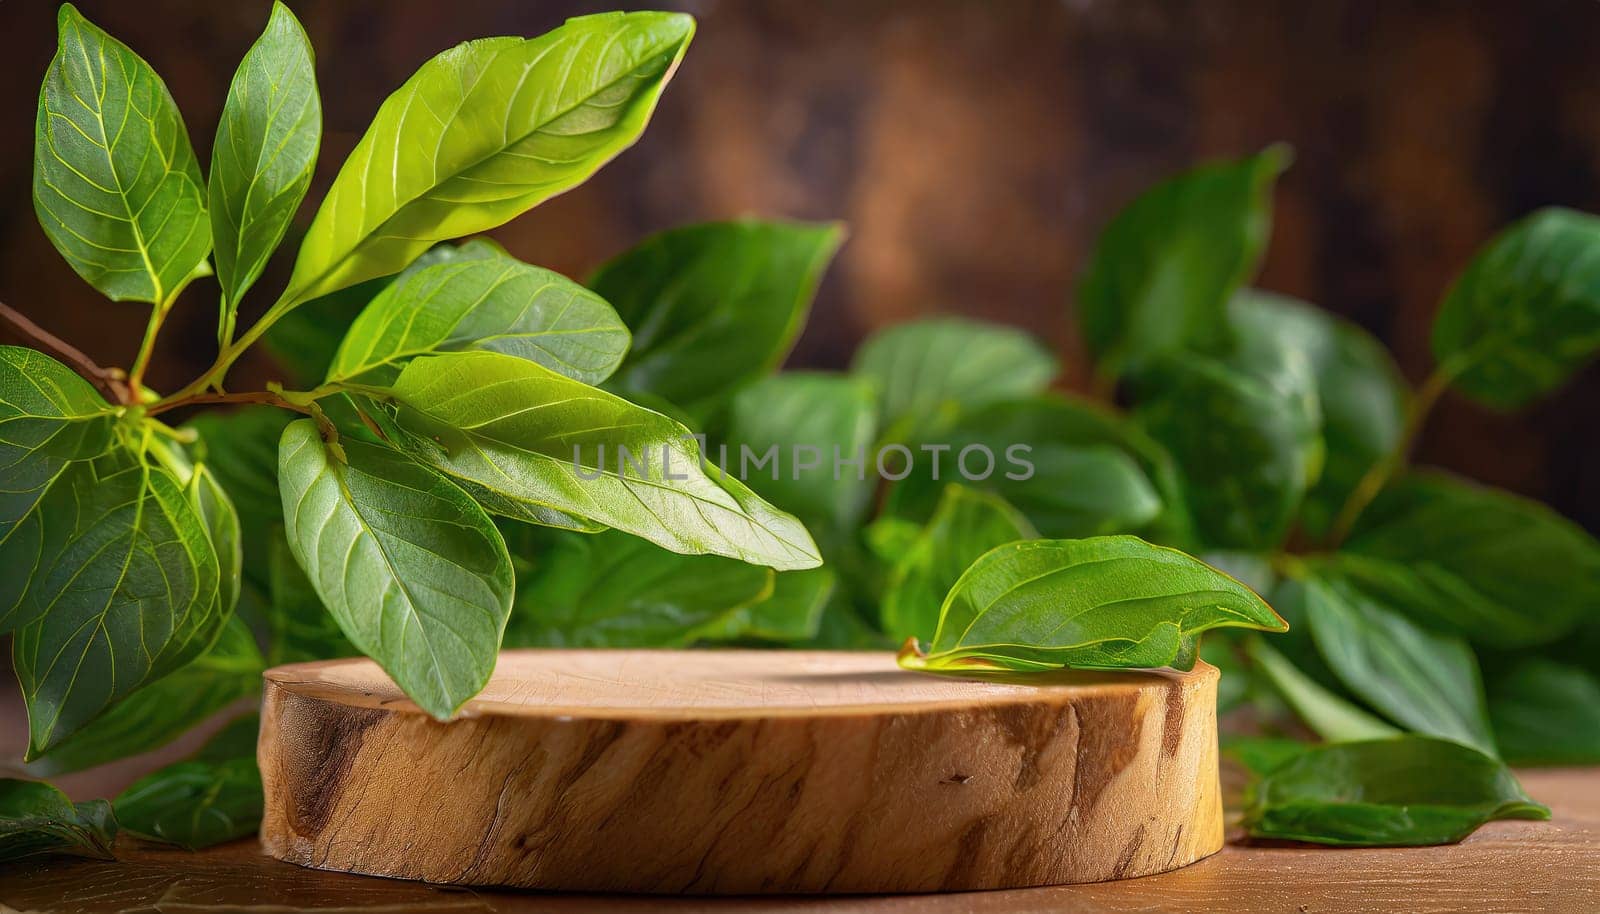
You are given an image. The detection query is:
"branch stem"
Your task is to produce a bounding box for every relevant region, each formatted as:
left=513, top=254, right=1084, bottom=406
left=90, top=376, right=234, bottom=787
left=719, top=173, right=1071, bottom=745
left=0, top=299, right=132, bottom=404
left=1324, top=367, right=1453, bottom=546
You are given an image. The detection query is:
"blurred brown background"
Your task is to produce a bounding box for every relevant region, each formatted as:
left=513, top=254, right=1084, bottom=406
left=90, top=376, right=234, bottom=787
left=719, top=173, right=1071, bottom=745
left=1, top=0, right=1597, bottom=532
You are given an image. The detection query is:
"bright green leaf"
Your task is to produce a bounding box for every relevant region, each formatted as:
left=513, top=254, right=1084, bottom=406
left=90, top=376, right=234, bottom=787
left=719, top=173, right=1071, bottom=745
left=375, top=350, right=821, bottom=570
left=881, top=485, right=1034, bottom=642
left=278, top=420, right=513, bottom=717
left=505, top=528, right=772, bottom=647
left=13, top=448, right=223, bottom=755
left=0, top=779, right=115, bottom=862
left=1242, top=736, right=1548, bottom=846
left=593, top=220, right=842, bottom=413
left=1228, top=290, right=1406, bottom=537
left=900, top=536, right=1286, bottom=673
left=1432, top=207, right=1600, bottom=409
left=264, top=531, right=354, bottom=664
left=33, top=4, right=209, bottom=304
left=1488, top=659, right=1600, bottom=766
left=185, top=406, right=290, bottom=592
left=723, top=372, right=878, bottom=530
left=210, top=1, right=321, bottom=326
left=1339, top=471, right=1600, bottom=647
left=1078, top=146, right=1288, bottom=377
left=329, top=252, right=629, bottom=386
left=1291, top=575, right=1495, bottom=754
left=276, top=12, right=693, bottom=312
left=851, top=317, right=1056, bottom=442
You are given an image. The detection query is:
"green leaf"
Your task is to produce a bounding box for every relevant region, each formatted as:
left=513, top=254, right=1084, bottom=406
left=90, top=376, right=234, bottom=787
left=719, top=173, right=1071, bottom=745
left=13, top=447, right=224, bottom=755
left=28, top=615, right=262, bottom=776
left=329, top=251, right=629, bottom=386
left=900, top=536, right=1286, bottom=673
left=264, top=239, right=509, bottom=386
left=278, top=420, right=513, bottom=717
left=185, top=406, right=290, bottom=592
left=1339, top=471, right=1600, bottom=647
left=0, top=779, right=116, bottom=862
left=1488, top=659, right=1600, bottom=766
left=1135, top=344, right=1322, bottom=550
left=1290, top=575, right=1495, bottom=754
left=114, top=721, right=262, bottom=850
left=505, top=529, right=772, bottom=647
left=265, top=531, right=354, bottom=664
left=1228, top=290, right=1406, bottom=537
left=850, top=317, right=1056, bottom=442
left=1241, top=736, right=1548, bottom=846
left=723, top=372, right=878, bottom=530
left=375, top=350, right=822, bottom=570
left=882, top=394, right=1172, bottom=542
left=881, top=486, right=1035, bottom=642
left=1245, top=637, right=1400, bottom=742
left=1078, top=146, right=1288, bottom=376
left=210, top=1, right=321, bottom=324
left=33, top=4, right=210, bottom=304
left=276, top=12, right=693, bottom=312
left=593, top=220, right=843, bottom=413
left=1432, top=207, right=1600, bottom=409
left=0, top=346, right=119, bottom=620
left=731, top=566, right=835, bottom=642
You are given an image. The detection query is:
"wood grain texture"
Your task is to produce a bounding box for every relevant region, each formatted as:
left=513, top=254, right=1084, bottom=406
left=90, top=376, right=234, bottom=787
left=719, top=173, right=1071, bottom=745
left=256, top=650, right=1223, bottom=893
left=4, top=768, right=1597, bottom=912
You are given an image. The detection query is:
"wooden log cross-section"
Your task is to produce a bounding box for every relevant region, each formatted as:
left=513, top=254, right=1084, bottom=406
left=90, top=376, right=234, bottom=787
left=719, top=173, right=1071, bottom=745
left=258, top=650, right=1223, bottom=893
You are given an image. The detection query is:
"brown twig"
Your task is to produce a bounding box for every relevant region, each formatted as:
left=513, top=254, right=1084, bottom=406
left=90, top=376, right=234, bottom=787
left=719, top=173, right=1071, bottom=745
left=144, top=389, right=308, bottom=418
left=0, top=299, right=131, bottom=404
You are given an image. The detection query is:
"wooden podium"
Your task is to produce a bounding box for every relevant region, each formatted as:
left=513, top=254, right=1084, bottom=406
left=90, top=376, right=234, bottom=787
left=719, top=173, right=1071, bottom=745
left=257, top=650, right=1223, bottom=893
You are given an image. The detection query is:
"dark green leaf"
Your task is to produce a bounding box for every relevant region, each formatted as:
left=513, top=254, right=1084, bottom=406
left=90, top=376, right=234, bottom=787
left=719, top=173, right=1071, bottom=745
left=723, top=372, right=878, bottom=530
left=1078, top=147, right=1288, bottom=376
left=1135, top=344, right=1322, bottom=550
left=275, top=12, right=693, bottom=311
left=0, top=346, right=118, bottom=620
left=850, top=317, right=1056, bottom=443
left=1245, top=637, right=1400, bottom=742
left=1242, top=736, right=1548, bottom=846
left=13, top=447, right=224, bottom=754
left=0, top=779, right=115, bottom=862
left=1432, top=207, right=1600, bottom=409
left=881, top=486, right=1034, bottom=642
left=731, top=566, right=835, bottom=642
left=277, top=419, right=513, bottom=717
left=883, top=394, right=1173, bottom=542
left=593, top=220, right=842, bottom=413
left=1339, top=471, right=1600, bottom=647
left=210, top=1, right=320, bottom=323
left=114, top=724, right=262, bottom=850
left=900, top=536, right=1286, bottom=673
left=1292, top=575, right=1495, bottom=754
left=1228, top=290, right=1406, bottom=536
left=376, top=350, right=821, bottom=570
left=505, top=529, right=772, bottom=647
left=1222, top=735, right=1308, bottom=778
left=34, top=4, right=209, bottom=304
left=329, top=252, right=629, bottom=386
left=265, top=531, right=354, bottom=664
left=28, top=615, right=262, bottom=776
left=1488, top=660, right=1600, bottom=766
left=185, top=406, right=290, bottom=592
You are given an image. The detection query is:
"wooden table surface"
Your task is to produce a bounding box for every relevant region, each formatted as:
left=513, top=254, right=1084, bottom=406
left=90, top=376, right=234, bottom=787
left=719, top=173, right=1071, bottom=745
left=2, top=767, right=1595, bottom=913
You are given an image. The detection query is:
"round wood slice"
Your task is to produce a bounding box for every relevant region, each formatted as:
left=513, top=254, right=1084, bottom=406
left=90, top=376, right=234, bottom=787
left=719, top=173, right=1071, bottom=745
left=258, top=650, right=1223, bottom=894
